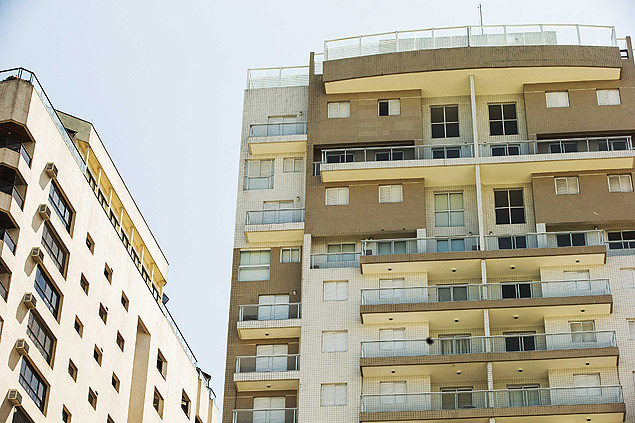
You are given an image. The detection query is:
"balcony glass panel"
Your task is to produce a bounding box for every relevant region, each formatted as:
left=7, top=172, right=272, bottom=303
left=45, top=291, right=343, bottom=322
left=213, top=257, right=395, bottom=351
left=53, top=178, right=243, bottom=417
left=246, top=209, right=304, bottom=225
left=236, top=355, right=300, bottom=373
left=238, top=303, right=301, bottom=322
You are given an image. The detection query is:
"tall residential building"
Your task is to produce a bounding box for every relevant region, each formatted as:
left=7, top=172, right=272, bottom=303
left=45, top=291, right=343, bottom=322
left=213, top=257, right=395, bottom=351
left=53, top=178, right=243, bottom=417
left=225, top=24, right=635, bottom=423
left=0, top=68, right=218, bottom=423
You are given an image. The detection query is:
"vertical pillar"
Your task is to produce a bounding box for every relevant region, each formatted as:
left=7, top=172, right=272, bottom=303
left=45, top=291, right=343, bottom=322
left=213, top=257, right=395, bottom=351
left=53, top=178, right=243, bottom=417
left=470, top=74, right=486, bottom=251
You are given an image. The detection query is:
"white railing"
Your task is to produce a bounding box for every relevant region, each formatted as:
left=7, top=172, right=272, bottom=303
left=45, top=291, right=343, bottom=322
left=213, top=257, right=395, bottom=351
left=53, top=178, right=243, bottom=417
left=246, top=66, right=309, bottom=89
left=480, top=136, right=632, bottom=157
left=238, top=303, right=301, bottom=322
left=246, top=209, right=304, bottom=225
left=235, top=354, right=300, bottom=373
left=325, top=24, right=617, bottom=60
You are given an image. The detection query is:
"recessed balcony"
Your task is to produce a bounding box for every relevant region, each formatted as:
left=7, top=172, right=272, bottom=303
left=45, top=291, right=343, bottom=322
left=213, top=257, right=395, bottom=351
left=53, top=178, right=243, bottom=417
left=248, top=122, right=307, bottom=155
left=244, top=209, right=304, bottom=243
left=0, top=137, right=32, bottom=172
left=234, top=354, right=300, bottom=392
left=359, top=385, right=624, bottom=422
left=232, top=408, right=297, bottom=423
left=237, top=303, right=301, bottom=340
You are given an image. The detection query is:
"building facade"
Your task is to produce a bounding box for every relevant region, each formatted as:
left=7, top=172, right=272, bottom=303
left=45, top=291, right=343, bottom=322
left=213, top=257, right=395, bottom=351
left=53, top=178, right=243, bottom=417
left=225, top=24, right=635, bottom=423
left=0, top=68, right=219, bottom=423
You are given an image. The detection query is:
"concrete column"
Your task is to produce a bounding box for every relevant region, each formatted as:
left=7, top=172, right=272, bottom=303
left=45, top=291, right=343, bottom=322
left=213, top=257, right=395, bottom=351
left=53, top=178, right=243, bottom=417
left=475, top=166, right=486, bottom=250
left=470, top=74, right=479, bottom=157
left=416, top=228, right=427, bottom=254
left=536, top=222, right=547, bottom=248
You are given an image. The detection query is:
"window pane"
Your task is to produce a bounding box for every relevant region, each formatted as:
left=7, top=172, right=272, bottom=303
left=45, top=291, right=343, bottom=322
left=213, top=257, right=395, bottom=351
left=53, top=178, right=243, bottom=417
left=378, top=101, right=389, bottom=116
left=431, top=124, right=445, bottom=138
left=508, top=190, right=523, bottom=206
left=502, top=104, right=517, bottom=119
left=445, top=106, right=458, bottom=122
left=451, top=239, right=465, bottom=251
left=490, top=121, right=504, bottom=135
left=435, top=211, right=449, bottom=227
left=449, top=211, right=464, bottom=226
left=435, top=194, right=449, bottom=210
left=488, top=104, right=502, bottom=120
left=446, top=123, right=459, bottom=137
left=449, top=193, right=463, bottom=209
left=430, top=107, right=444, bottom=123
left=504, top=120, right=518, bottom=135
left=446, top=148, right=460, bottom=158
left=510, top=208, right=525, bottom=224
left=495, top=209, right=510, bottom=224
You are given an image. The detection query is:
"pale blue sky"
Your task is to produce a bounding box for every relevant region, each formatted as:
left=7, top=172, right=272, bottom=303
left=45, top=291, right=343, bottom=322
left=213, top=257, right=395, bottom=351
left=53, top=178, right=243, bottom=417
left=1, top=0, right=634, bottom=417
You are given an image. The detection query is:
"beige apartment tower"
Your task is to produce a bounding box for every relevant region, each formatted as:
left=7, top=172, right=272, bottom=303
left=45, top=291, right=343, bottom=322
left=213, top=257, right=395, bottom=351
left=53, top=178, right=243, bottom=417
left=0, top=68, right=219, bottom=423
left=225, top=24, right=635, bottom=423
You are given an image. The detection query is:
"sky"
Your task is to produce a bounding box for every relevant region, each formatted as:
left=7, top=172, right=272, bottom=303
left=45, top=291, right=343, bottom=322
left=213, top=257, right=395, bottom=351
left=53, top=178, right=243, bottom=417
left=1, top=0, right=634, bottom=417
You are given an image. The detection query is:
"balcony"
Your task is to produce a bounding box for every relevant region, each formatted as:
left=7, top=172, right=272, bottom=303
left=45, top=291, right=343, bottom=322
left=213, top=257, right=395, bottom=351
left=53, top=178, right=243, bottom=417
left=237, top=303, right=301, bottom=340
left=234, top=355, right=300, bottom=392
left=233, top=408, right=297, bottom=423
left=248, top=122, right=307, bottom=155
left=360, top=386, right=624, bottom=422
left=244, top=209, right=304, bottom=243
left=318, top=144, right=476, bottom=185
left=360, top=279, right=612, bottom=324
left=311, top=251, right=361, bottom=269
left=359, top=231, right=607, bottom=276
left=0, top=137, right=32, bottom=170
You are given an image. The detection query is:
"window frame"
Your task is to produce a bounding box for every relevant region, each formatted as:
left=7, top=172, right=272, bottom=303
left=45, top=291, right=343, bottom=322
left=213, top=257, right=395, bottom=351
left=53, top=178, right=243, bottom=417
left=282, top=157, right=304, bottom=173
left=607, top=231, right=635, bottom=250
left=41, top=223, right=68, bottom=275
left=430, top=105, right=459, bottom=138
left=434, top=192, right=465, bottom=227
left=555, top=176, right=580, bottom=195
left=494, top=189, right=525, bottom=225
left=378, top=99, right=401, bottom=116
left=608, top=174, right=633, bottom=192
left=323, top=281, right=349, bottom=301
left=379, top=185, right=403, bottom=203
left=48, top=181, right=73, bottom=232
left=280, top=247, right=301, bottom=263
left=488, top=103, right=519, bottom=136
left=322, top=331, right=348, bottom=352
left=327, top=101, right=350, bottom=119
left=325, top=187, right=349, bottom=206
left=545, top=91, right=570, bottom=108
left=596, top=89, right=621, bottom=106
left=321, top=383, right=347, bottom=406
left=27, top=311, right=55, bottom=365
left=238, top=250, right=271, bottom=281
left=34, top=265, right=60, bottom=319
left=244, top=159, right=274, bottom=190
left=19, top=358, right=48, bottom=411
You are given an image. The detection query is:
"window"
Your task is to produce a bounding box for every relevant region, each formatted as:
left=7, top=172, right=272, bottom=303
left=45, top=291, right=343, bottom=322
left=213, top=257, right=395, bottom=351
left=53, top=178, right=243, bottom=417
left=378, top=99, right=400, bottom=116
left=437, top=238, right=466, bottom=252
left=86, top=169, right=97, bottom=190
left=245, top=160, right=274, bottom=190
left=621, top=269, right=635, bottom=289
left=432, top=146, right=461, bottom=159
left=0, top=316, right=3, bottom=340
left=257, top=295, right=290, bottom=320
left=42, top=223, right=67, bottom=274
left=379, top=329, right=406, bottom=351
left=97, top=189, right=108, bottom=210
left=431, top=106, right=459, bottom=138
left=153, top=388, right=164, bottom=417
left=628, top=320, right=635, bottom=340
left=497, top=235, right=527, bottom=250
left=48, top=182, right=73, bottom=232
left=549, top=141, right=578, bottom=153
left=325, top=187, right=349, bottom=206
left=488, top=103, right=518, bottom=135
left=379, top=278, right=405, bottom=301
left=181, top=390, right=191, bottom=417
left=441, top=387, right=473, bottom=409
left=321, top=384, right=347, bottom=406
left=109, top=210, right=120, bottom=231
left=507, top=384, right=540, bottom=407
left=437, top=285, right=469, bottom=302
left=93, top=346, right=103, bottom=366
left=435, top=193, right=464, bottom=227
left=157, top=350, right=167, bottom=379
left=379, top=185, right=403, bottom=203
left=380, top=382, right=406, bottom=404
left=34, top=266, right=60, bottom=318
left=12, top=408, right=35, bottom=423
left=116, top=332, right=125, bottom=351
left=323, top=281, right=348, bottom=301
left=322, top=331, right=347, bottom=352
left=328, top=101, right=350, bottom=118
left=238, top=250, right=270, bottom=281
left=574, top=374, right=601, bottom=396
left=546, top=91, right=569, bottom=108
left=494, top=189, right=525, bottom=224
left=111, top=373, right=120, bottom=392
left=68, top=360, right=77, bottom=381
left=504, top=331, right=536, bottom=352
left=556, top=232, right=586, bottom=247
left=283, top=158, right=303, bottom=173
left=99, top=304, right=108, bottom=324
left=377, top=240, right=407, bottom=255
left=608, top=174, right=633, bottom=192
left=564, top=270, right=591, bottom=291
left=62, top=407, right=71, bottom=423
left=107, top=416, right=115, bottom=423
left=27, top=312, right=55, bottom=364
left=281, top=248, right=301, bottom=263
left=555, top=177, right=579, bottom=195
left=597, top=89, right=620, bottom=106
left=19, top=359, right=47, bottom=411
left=570, top=321, right=596, bottom=343
left=80, top=275, right=89, bottom=295
left=121, top=292, right=129, bottom=310
left=142, top=267, right=151, bottom=284
left=266, top=116, right=300, bottom=136
left=439, top=334, right=472, bottom=354
left=104, top=264, right=113, bottom=283
left=74, top=317, right=83, bottom=337
left=490, top=143, right=520, bottom=156
left=327, top=243, right=356, bottom=262
left=608, top=231, right=635, bottom=250
left=85, top=234, right=94, bottom=253
left=88, top=388, right=97, bottom=409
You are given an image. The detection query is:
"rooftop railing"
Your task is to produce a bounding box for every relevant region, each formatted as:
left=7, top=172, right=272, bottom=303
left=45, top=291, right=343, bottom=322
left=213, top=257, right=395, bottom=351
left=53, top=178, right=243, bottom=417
left=361, top=279, right=611, bottom=306
left=246, top=209, right=304, bottom=225
left=246, top=66, right=309, bottom=89
left=235, top=354, right=300, bottom=373
left=360, top=385, right=623, bottom=413
left=232, top=408, right=297, bottom=423
left=238, top=303, right=302, bottom=322
left=361, top=331, right=616, bottom=358
left=325, top=24, right=617, bottom=61
left=311, top=251, right=361, bottom=269
left=480, top=136, right=632, bottom=157
left=249, top=122, right=307, bottom=137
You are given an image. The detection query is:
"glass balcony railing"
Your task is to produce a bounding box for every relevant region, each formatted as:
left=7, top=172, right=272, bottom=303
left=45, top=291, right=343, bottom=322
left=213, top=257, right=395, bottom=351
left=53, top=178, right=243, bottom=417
left=311, top=252, right=361, bottom=269
left=238, top=303, right=301, bottom=322
left=480, top=136, right=632, bottom=157
left=0, top=138, right=32, bottom=167
left=361, top=279, right=611, bottom=306
left=484, top=230, right=604, bottom=251
left=361, top=331, right=616, bottom=358
left=245, top=209, right=304, bottom=225
left=249, top=122, right=307, bottom=137
left=361, top=236, right=480, bottom=256
left=360, top=386, right=623, bottom=413
left=235, top=354, right=300, bottom=373
left=247, top=66, right=309, bottom=89
left=233, top=408, right=297, bottom=423
left=320, top=144, right=474, bottom=164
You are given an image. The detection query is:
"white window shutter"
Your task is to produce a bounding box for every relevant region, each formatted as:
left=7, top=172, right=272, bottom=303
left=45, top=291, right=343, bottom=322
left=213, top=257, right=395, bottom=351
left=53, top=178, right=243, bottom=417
left=569, top=177, right=579, bottom=194
left=327, top=102, right=338, bottom=118
left=597, top=90, right=609, bottom=105
left=379, top=186, right=391, bottom=203
left=322, top=332, right=335, bottom=351
left=608, top=89, right=621, bottom=105
left=391, top=185, right=403, bottom=202
left=335, top=332, right=347, bottom=351
left=621, top=269, right=635, bottom=288
left=336, top=282, right=348, bottom=300
left=388, top=99, right=400, bottom=115
left=323, top=283, right=337, bottom=301
left=555, top=178, right=567, bottom=194
left=608, top=175, right=621, bottom=192
left=628, top=320, right=635, bottom=340
left=283, top=158, right=293, bottom=172
left=335, top=384, right=347, bottom=405
left=338, top=188, right=349, bottom=205
left=294, top=159, right=303, bottom=172
left=326, top=189, right=337, bottom=205
left=621, top=175, right=633, bottom=192
left=340, top=102, right=350, bottom=118
left=321, top=385, right=335, bottom=405
left=246, top=161, right=260, bottom=178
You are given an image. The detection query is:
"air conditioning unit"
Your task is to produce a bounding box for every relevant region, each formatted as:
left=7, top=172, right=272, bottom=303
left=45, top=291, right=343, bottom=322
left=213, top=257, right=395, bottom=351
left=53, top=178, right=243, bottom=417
left=23, top=292, right=37, bottom=309
left=7, top=389, right=22, bottom=406
left=38, top=204, right=51, bottom=220
left=45, top=162, right=58, bottom=179
left=30, top=247, right=44, bottom=265
left=15, top=339, right=29, bottom=356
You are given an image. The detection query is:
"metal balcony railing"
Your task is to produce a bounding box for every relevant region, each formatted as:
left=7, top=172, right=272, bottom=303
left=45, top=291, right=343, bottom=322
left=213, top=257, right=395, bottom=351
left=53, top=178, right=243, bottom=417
left=320, top=144, right=474, bottom=164
left=324, top=24, right=617, bottom=61
left=360, top=279, right=611, bottom=306
left=249, top=122, right=307, bottom=137
left=361, top=331, right=616, bottom=358
left=238, top=303, right=301, bottom=322
left=361, top=235, right=480, bottom=256
left=236, top=354, right=300, bottom=373
left=484, top=230, right=604, bottom=250
left=0, top=138, right=32, bottom=167
left=480, top=136, right=632, bottom=157
left=232, top=408, right=297, bottom=423
left=360, top=386, right=623, bottom=413
left=246, top=209, right=304, bottom=225
left=311, top=252, right=361, bottom=269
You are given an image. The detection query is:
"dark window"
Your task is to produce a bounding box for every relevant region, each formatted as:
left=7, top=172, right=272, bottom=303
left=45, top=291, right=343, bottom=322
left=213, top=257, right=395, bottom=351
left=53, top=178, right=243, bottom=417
left=325, top=152, right=354, bottom=164
left=97, top=189, right=108, bottom=210
left=109, top=210, right=120, bottom=231
left=431, top=106, right=459, bottom=138
left=112, top=373, right=120, bottom=392
left=99, top=304, right=108, bottom=324
left=121, top=292, right=129, bottom=311
left=494, top=189, right=525, bottom=224
left=432, top=147, right=461, bottom=159
left=93, top=346, right=102, bottom=366
left=556, top=233, right=587, bottom=247
left=41, top=223, right=67, bottom=274
left=34, top=266, right=60, bottom=318
left=599, top=139, right=628, bottom=151
left=12, top=407, right=35, bottom=423
left=491, top=144, right=520, bottom=156
left=121, top=231, right=130, bottom=249
left=181, top=391, right=191, bottom=417
left=104, top=264, right=112, bottom=282
left=153, top=388, right=164, bottom=417
left=131, top=249, right=141, bottom=268
left=497, top=236, right=527, bottom=250
left=375, top=150, right=403, bottom=161
left=86, top=169, right=97, bottom=191
left=80, top=275, right=89, bottom=295
left=88, top=388, right=97, bottom=409
left=48, top=182, right=73, bottom=232
left=157, top=350, right=167, bottom=378
left=504, top=332, right=536, bottom=352
left=116, top=332, right=125, bottom=351
left=27, top=312, right=55, bottom=364
left=549, top=141, right=578, bottom=153
left=488, top=103, right=518, bottom=135
left=438, top=285, right=468, bottom=302
left=19, top=359, right=47, bottom=411
left=62, top=407, right=70, bottom=423
left=378, top=101, right=389, bottom=116
left=607, top=231, right=635, bottom=250
left=501, top=283, right=532, bottom=299
left=74, top=317, right=83, bottom=337
left=85, top=234, right=94, bottom=253
left=68, top=360, right=77, bottom=381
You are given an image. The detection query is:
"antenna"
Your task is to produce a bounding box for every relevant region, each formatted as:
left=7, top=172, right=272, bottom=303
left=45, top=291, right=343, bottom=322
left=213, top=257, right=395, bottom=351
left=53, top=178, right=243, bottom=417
left=477, top=3, right=484, bottom=34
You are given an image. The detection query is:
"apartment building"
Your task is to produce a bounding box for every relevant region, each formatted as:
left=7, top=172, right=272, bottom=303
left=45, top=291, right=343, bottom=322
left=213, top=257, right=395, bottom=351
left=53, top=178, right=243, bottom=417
left=0, top=68, right=219, bottom=423
left=225, top=24, right=635, bottom=423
